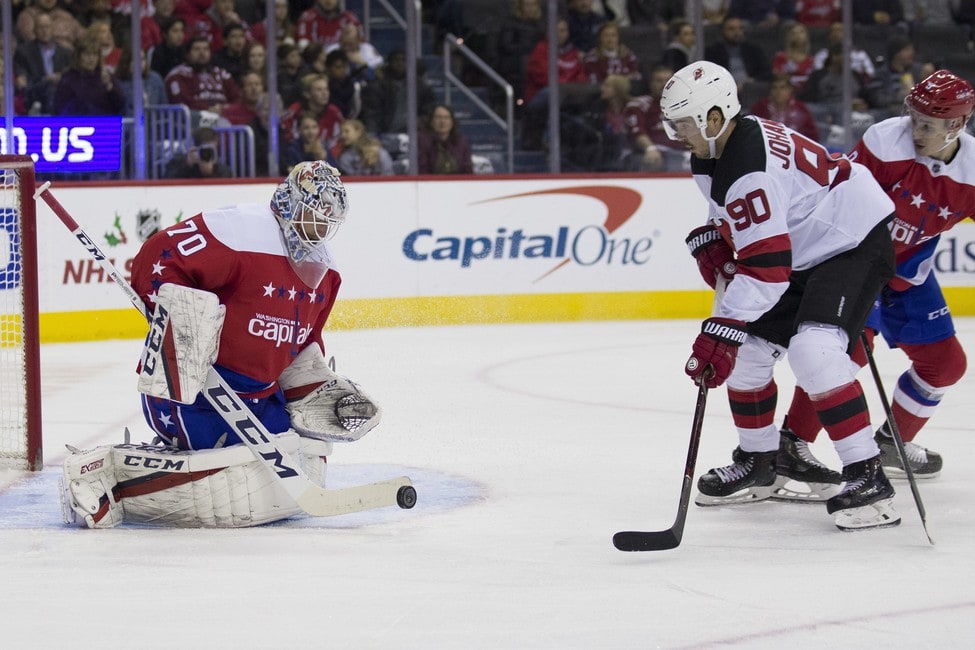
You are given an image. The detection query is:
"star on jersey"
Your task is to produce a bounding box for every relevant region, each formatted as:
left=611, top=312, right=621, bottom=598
left=157, top=411, right=173, bottom=428
left=152, top=261, right=165, bottom=275
left=264, top=281, right=322, bottom=302
left=911, top=193, right=925, bottom=208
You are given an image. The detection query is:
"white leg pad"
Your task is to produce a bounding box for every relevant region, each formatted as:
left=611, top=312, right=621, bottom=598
left=61, top=445, right=124, bottom=529
left=63, top=432, right=332, bottom=529
left=788, top=323, right=858, bottom=395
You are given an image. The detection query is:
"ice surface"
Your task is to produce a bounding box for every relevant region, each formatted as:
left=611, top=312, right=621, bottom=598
left=2, top=320, right=973, bottom=649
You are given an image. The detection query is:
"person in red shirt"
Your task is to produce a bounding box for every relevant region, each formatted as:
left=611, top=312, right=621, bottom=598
left=522, top=17, right=587, bottom=150
left=297, top=0, right=362, bottom=51
left=164, top=35, right=241, bottom=115
left=582, top=21, right=642, bottom=85
left=749, top=75, right=819, bottom=141
left=281, top=72, right=344, bottom=151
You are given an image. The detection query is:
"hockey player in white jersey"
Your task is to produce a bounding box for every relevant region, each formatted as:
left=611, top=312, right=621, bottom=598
left=778, top=69, right=975, bottom=480
left=662, top=61, right=900, bottom=530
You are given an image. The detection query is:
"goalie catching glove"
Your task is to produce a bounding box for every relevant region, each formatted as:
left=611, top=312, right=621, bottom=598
left=278, top=345, right=381, bottom=442
left=137, top=283, right=225, bottom=404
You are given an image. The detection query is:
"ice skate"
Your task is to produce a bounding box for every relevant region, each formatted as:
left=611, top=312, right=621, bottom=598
left=771, top=428, right=842, bottom=502
left=695, top=447, right=777, bottom=506
left=875, top=426, right=942, bottom=479
left=826, top=456, right=901, bottom=531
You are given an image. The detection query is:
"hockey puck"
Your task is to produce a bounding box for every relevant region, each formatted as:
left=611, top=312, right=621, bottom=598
left=396, top=485, right=417, bottom=509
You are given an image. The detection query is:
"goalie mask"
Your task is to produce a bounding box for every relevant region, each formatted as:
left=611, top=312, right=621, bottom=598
left=271, top=161, right=349, bottom=285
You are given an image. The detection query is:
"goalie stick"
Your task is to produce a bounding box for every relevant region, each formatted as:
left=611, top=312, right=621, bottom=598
left=613, top=278, right=725, bottom=552
left=861, top=332, right=934, bottom=545
left=36, top=182, right=417, bottom=517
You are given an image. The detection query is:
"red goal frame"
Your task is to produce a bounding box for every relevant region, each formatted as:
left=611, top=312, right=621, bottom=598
left=1, top=155, right=43, bottom=470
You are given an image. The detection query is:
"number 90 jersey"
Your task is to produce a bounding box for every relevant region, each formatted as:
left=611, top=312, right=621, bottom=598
left=691, top=116, right=894, bottom=322
left=131, top=203, right=342, bottom=386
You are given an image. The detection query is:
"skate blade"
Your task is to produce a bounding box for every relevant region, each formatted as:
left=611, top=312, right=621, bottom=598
left=770, top=476, right=841, bottom=503
left=694, top=485, right=773, bottom=507
left=833, top=498, right=902, bottom=531
left=883, top=466, right=940, bottom=480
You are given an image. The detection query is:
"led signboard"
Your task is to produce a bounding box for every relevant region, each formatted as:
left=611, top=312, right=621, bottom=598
left=0, top=116, right=123, bottom=173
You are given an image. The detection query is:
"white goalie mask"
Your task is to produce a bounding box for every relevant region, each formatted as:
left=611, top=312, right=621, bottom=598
left=271, top=161, right=349, bottom=286
left=660, top=61, right=741, bottom=158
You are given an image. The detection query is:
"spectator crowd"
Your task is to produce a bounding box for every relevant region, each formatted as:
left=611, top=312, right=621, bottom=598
left=3, top=0, right=975, bottom=176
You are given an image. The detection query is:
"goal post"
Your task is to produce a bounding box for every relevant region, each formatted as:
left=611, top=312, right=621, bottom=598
left=0, top=155, right=43, bottom=471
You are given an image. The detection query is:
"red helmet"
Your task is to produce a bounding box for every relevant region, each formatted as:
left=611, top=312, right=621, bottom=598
left=907, top=69, right=975, bottom=120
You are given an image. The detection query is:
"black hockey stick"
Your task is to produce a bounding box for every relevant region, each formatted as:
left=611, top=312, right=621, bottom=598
left=35, top=181, right=417, bottom=516
left=613, top=378, right=709, bottom=551
left=860, top=332, right=934, bottom=545
left=613, top=278, right=725, bottom=552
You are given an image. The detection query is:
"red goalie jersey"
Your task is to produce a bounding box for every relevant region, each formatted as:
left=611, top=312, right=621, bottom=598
left=131, top=203, right=341, bottom=387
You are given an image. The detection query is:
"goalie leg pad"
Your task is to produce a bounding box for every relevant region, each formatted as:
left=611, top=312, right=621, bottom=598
left=279, top=345, right=382, bottom=442
left=62, top=445, right=124, bottom=529
left=138, top=283, right=226, bottom=404
left=114, top=431, right=309, bottom=527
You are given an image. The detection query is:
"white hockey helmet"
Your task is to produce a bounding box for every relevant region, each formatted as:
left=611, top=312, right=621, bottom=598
left=660, top=61, right=740, bottom=155
left=271, top=161, right=349, bottom=264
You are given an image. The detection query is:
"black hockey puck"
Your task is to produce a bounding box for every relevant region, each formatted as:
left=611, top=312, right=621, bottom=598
left=396, top=485, right=417, bottom=509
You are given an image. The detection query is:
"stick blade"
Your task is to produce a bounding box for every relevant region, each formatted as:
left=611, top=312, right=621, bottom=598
left=613, top=529, right=681, bottom=552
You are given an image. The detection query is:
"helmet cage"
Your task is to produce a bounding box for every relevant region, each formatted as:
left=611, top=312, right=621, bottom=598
left=272, top=162, right=348, bottom=264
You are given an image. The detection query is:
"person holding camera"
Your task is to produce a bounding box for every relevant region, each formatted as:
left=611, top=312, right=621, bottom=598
left=164, top=127, right=233, bottom=179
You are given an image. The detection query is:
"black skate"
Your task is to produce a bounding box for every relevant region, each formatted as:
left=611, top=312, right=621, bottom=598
left=826, top=456, right=901, bottom=530
left=695, top=447, right=777, bottom=506
left=875, top=426, right=942, bottom=479
left=771, top=428, right=842, bottom=502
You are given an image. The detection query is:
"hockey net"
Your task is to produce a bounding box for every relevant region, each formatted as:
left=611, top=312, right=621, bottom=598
left=0, top=156, right=42, bottom=470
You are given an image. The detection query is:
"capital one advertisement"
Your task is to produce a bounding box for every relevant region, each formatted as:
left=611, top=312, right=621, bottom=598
left=30, top=176, right=975, bottom=319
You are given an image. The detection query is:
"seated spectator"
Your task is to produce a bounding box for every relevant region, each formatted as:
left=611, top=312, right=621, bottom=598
left=521, top=18, right=587, bottom=150
left=865, top=34, right=923, bottom=119
left=798, top=42, right=870, bottom=124
left=622, top=63, right=686, bottom=171
left=242, top=41, right=267, bottom=81
left=660, top=18, right=695, bottom=74
left=772, top=22, right=815, bottom=93
left=853, top=0, right=905, bottom=26
left=276, top=42, right=307, bottom=107
left=567, top=0, right=607, bottom=53
left=164, top=35, right=241, bottom=119
left=164, top=126, right=233, bottom=179
left=727, top=0, right=795, bottom=27
left=14, top=11, right=72, bottom=115
left=360, top=48, right=436, bottom=138
left=417, top=104, right=473, bottom=175
left=251, top=0, right=296, bottom=48
left=149, top=16, right=186, bottom=80
left=749, top=75, right=819, bottom=141
left=0, top=56, right=28, bottom=116
left=496, top=0, right=545, bottom=101
left=53, top=36, right=126, bottom=116
left=583, top=21, right=642, bottom=85
left=17, top=0, right=86, bottom=52
left=182, top=0, right=252, bottom=52
left=626, top=0, right=685, bottom=28
left=326, top=22, right=384, bottom=83
left=339, top=135, right=394, bottom=176
left=795, top=0, right=841, bottom=28
left=223, top=71, right=263, bottom=126
left=593, top=73, right=636, bottom=171
left=297, top=0, right=362, bottom=51
left=811, top=22, right=875, bottom=83
left=224, top=72, right=283, bottom=177
left=281, top=72, right=344, bottom=151
left=212, top=23, right=249, bottom=82
left=704, top=15, right=773, bottom=88
left=284, top=111, right=338, bottom=172
left=87, top=18, right=122, bottom=75
left=301, top=42, right=328, bottom=75
left=116, top=46, right=167, bottom=115
left=78, top=0, right=129, bottom=46
left=700, top=0, right=731, bottom=25
left=325, top=49, right=361, bottom=120
left=331, top=117, right=367, bottom=162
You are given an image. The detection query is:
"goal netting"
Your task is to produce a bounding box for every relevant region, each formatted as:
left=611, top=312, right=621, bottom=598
left=0, top=156, right=43, bottom=470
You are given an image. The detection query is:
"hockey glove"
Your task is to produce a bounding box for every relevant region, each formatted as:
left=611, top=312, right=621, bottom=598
left=686, top=225, right=736, bottom=289
left=686, top=318, right=748, bottom=388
